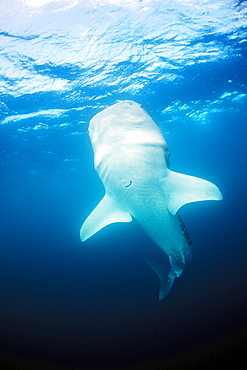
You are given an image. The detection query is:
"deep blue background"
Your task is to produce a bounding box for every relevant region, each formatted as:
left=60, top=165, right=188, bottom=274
left=0, top=1, right=247, bottom=369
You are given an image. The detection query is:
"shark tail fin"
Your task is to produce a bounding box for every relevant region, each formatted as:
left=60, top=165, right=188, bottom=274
left=145, top=258, right=176, bottom=300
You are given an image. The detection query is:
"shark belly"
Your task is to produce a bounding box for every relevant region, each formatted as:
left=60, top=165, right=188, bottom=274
left=98, top=144, right=192, bottom=276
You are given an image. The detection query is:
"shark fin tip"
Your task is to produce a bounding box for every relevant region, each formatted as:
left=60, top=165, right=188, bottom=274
left=145, top=258, right=177, bottom=300
left=158, top=272, right=176, bottom=300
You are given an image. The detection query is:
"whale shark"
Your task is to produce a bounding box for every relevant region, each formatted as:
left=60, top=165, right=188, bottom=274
left=80, top=100, right=222, bottom=300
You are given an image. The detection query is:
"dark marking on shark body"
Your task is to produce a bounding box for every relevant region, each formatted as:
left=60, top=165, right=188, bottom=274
left=125, top=181, right=133, bottom=188
left=178, top=215, right=192, bottom=247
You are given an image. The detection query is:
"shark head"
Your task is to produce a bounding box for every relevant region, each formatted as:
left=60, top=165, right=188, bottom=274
left=89, top=100, right=170, bottom=170
left=89, top=101, right=168, bottom=146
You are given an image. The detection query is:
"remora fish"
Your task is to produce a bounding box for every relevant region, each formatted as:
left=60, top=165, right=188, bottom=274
left=80, top=100, right=222, bottom=300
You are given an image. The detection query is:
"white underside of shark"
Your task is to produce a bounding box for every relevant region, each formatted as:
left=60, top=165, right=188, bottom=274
left=80, top=100, right=222, bottom=300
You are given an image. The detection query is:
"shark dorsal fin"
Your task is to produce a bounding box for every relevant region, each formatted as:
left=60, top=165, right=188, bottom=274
left=80, top=194, right=132, bottom=242
left=163, top=170, right=223, bottom=215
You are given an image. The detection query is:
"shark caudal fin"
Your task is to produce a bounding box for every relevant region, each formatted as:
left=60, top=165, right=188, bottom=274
left=145, top=258, right=177, bottom=300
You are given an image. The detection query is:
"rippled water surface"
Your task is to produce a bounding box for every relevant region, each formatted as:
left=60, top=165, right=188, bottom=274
left=0, top=1, right=247, bottom=369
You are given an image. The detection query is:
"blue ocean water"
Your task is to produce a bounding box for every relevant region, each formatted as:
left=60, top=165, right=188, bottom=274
left=0, top=0, right=247, bottom=369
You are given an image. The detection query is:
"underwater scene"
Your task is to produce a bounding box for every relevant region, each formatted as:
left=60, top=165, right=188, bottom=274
left=0, top=0, right=247, bottom=369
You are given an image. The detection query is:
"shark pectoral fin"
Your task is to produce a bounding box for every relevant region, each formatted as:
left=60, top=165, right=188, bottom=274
left=163, top=170, right=223, bottom=215
left=145, top=259, right=176, bottom=300
left=80, top=194, right=132, bottom=242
